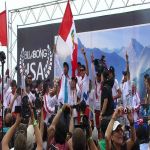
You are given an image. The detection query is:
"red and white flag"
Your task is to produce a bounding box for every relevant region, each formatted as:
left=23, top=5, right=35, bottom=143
left=56, top=0, right=78, bottom=77
left=0, top=10, right=7, bottom=46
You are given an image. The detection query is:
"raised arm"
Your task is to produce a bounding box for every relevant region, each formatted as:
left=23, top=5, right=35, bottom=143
left=126, top=109, right=136, bottom=150
left=47, top=104, right=67, bottom=141
left=81, top=48, right=89, bottom=76
left=105, top=107, right=123, bottom=150
left=2, top=114, right=21, bottom=150
left=126, top=52, right=130, bottom=81
left=91, top=52, right=96, bottom=88
left=30, top=106, right=43, bottom=150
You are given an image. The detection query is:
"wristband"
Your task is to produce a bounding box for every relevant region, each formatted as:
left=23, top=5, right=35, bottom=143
left=88, top=137, right=92, bottom=142
left=33, top=120, right=38, bottom=127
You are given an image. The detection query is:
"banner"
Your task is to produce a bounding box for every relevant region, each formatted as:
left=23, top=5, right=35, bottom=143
left=17, top=26, right=54, bottom=86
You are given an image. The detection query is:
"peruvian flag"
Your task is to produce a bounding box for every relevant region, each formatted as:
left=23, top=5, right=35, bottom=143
left=0, top=10, right=7, bottom=46
left=56, top=0, right=78, bottom=77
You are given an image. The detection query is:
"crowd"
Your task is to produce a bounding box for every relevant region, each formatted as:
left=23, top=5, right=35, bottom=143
left=0, top=48, right=150, bottom=150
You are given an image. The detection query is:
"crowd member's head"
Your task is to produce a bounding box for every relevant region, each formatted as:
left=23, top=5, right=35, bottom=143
left=10, top=80, right=17, bottom=94
left=96, top=71, right=101, bottom=83
left=80, top=65, right=86, bottom=78
left=144, top=74, right=149, bottom=88
left=77, top=62, right=82, bottom=76
left=4, top=112, right=13, bottom=127
left=14, top=123, right=27, bottom=150
left=72, top=128, right=86, bottom=150
left=36, top=79, right=43, bottom=92
left=26, top=73, right=33, bottom=85
left=111, top=121, right=124, bottom=146
left=102, top=69, right=110, bottom=86
left=136, top=124, right=149, bottom=144
left=109, top=66, right=115, bottom=79
left=63, top=62, right=69, bottom=75
left=122, top=71, right=128, bottom=83
left=147, top=77, right=150, bottom=91
left=71, top=77, right=77, bottom=90
left=54, top=120, right=68, bottom=144
left=43, top=81, right=50, bottom=95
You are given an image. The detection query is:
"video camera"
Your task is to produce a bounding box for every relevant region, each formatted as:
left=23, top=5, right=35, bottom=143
left=93, top=55, right=107, bottom=74
left=15, top=95, right=31, bottom=119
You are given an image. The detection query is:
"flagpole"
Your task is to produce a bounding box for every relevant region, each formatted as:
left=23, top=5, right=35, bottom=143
left=5, top=1, right=9, bottom=70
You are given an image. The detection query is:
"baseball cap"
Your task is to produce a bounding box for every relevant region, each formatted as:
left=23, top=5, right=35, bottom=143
left=112, top=121, right=121, bottom=131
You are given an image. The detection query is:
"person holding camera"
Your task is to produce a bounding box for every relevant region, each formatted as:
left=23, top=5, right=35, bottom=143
left=100, top=70, right=114, bottom=122
left=2, top=106, right=43, bottom=150
left=105, top=106, right=136, bottom=150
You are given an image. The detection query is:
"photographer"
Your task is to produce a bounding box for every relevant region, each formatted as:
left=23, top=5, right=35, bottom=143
left=108, top=66, right=122, bottom=108
left=105, top=107, right=136, bottom=150
left=100, top=70, right=114, bottom=122
left=2, top=109, right=43, bottom=150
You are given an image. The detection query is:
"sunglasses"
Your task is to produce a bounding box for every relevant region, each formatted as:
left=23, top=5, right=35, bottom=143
left=28, top=77, right=32, bottom=79
left=80, top=69, right=85, bottom=71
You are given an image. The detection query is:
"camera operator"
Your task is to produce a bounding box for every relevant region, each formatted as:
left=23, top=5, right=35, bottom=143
left=77, top=48, right=90, bottom=105
left=105, top=107, right=136, bottom=150
left=108, top=66, right=122, bottom=108
left=99, top=70, right=114, bottom=122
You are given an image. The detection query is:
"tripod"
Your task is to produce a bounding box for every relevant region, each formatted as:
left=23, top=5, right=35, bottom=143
left=0, top=51, right=6, bottom=139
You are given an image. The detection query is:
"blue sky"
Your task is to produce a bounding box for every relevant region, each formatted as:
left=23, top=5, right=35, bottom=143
left=78, top=23, right=150, bottom=50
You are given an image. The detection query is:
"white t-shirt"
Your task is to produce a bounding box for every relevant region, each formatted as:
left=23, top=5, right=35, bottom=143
left=121, top=80, right=132, bottom=108
left=89, top=80, right=101, bottom=110
left=77, top=74, right=89, bottom=105
left=5, top=92, right=14, bottom=109
left=11, top=96, right=22, bottom=113
left=112, top=79, right=120, bottom=100
left=27, top=92, right=36, bottom=103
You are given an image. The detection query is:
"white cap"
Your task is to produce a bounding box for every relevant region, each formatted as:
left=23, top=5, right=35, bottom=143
left=112, top=121, right=121, bottom=131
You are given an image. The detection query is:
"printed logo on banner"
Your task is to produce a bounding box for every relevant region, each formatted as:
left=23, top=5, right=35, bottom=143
left=19, top=44, right=53, bottom=80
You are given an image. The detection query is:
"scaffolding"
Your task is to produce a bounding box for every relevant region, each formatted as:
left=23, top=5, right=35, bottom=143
left=7, top=0, right=150, bottom=78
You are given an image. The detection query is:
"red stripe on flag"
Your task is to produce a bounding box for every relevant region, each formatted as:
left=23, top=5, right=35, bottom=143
left=0, top=10, right=7, bottom=46
left=58, top=1, right=73, bottom=41
left=72, top=43, right=78, bottom=77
